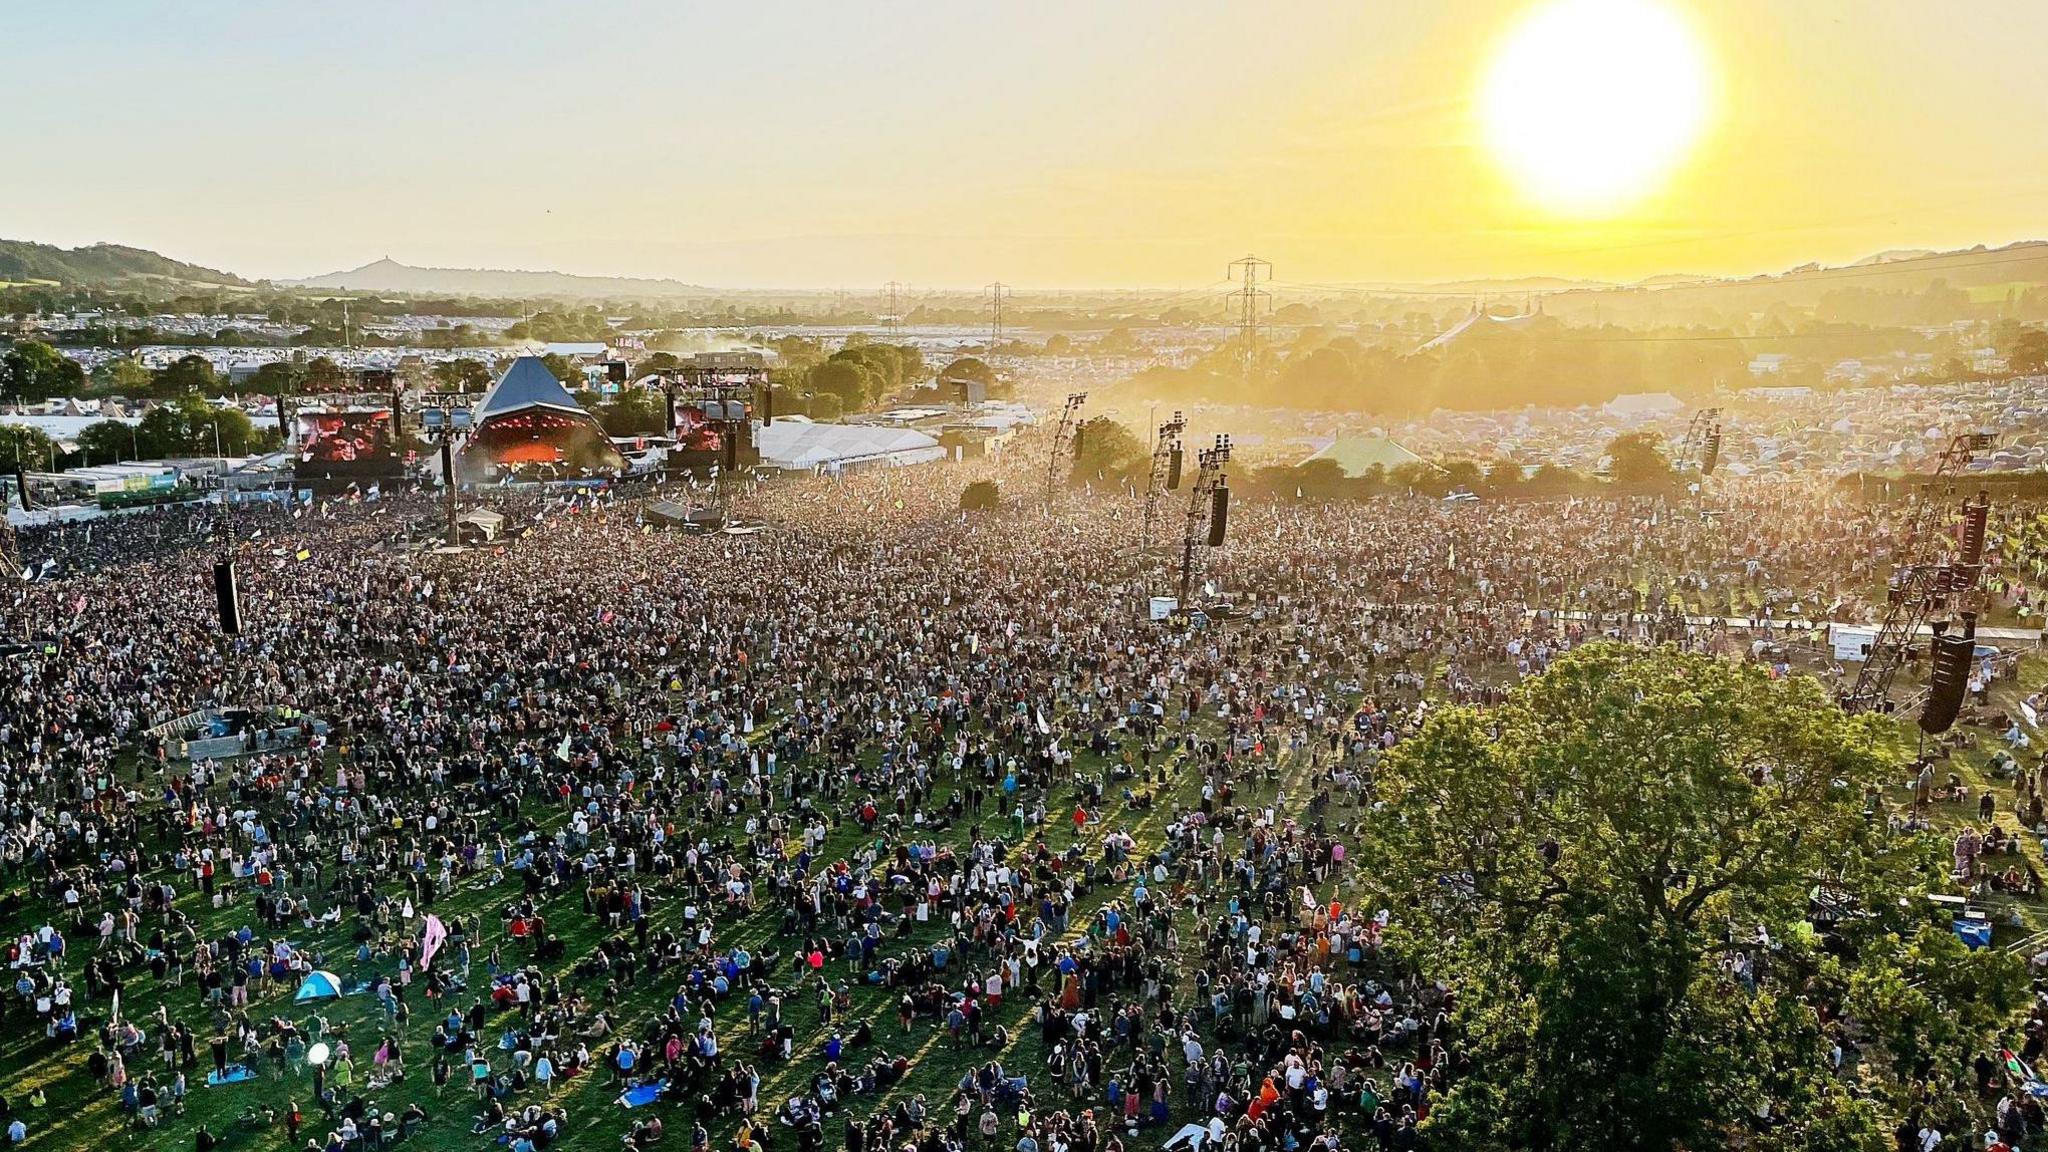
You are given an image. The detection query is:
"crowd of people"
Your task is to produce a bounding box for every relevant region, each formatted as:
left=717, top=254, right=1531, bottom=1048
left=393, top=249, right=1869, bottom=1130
left=0, top=437, right=2036, bottom=1152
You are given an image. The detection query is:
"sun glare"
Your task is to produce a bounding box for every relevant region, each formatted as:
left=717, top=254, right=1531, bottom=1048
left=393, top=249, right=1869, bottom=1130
left=1480, top=0, right=1711, bottom=216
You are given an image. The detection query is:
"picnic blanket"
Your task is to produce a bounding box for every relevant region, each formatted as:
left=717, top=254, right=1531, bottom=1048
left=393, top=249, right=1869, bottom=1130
left=207, top=1065, right=256, bottom=1086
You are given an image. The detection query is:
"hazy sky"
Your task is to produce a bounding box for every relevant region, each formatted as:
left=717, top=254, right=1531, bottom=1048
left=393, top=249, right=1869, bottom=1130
left=8, top=0, right=2046, bottom=289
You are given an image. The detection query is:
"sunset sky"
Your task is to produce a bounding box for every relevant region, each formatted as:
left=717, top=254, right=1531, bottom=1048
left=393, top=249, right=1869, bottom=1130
left=9, top=0, right=2046, bottom=289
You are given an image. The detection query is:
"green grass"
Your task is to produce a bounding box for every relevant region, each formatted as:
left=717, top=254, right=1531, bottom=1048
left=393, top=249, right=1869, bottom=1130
left=0, top=711, right=1366, bottom=1152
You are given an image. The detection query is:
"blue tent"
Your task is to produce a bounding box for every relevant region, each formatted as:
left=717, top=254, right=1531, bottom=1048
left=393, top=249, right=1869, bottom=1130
left=295, top=970, right=344, bottom=1002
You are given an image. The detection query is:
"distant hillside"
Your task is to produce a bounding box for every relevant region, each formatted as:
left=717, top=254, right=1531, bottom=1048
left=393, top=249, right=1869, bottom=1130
left=286, top=258, right=713, bottom=300
left=0, top=240, right=249, bottom=287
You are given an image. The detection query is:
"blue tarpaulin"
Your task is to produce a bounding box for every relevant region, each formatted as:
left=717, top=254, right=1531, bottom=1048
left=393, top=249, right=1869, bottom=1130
left=1955, top=919, right=1993, bottom=950
left=616, top=1081, right=667, bottom=1108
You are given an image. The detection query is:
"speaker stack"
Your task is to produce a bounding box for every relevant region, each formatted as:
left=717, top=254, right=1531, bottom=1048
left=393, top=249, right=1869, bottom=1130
left=1167, top=447, right=1183, bottom=490
left=213, top=559, right=243, bottom=635
left=1207, top=484, right=1230, bottom=547
left=1918, top=611, right=1976, bottom=735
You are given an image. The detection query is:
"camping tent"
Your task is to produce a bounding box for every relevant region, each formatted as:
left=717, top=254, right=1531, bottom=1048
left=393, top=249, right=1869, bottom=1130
left=295, top=970, right=344, bottom=1002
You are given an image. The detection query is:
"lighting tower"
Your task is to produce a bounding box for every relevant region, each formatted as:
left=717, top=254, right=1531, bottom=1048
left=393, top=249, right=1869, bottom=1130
left=1142, top=410, right=1187, bottom=559
left=1177, top=434, right=1232, bottom=605
left=1044, top=392, right=1087, bottom=507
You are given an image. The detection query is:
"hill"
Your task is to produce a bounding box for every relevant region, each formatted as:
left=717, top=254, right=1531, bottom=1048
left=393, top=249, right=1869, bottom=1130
left=0, top=239, right=249, bottom=287
left=284, top=257, right=713, bottom=300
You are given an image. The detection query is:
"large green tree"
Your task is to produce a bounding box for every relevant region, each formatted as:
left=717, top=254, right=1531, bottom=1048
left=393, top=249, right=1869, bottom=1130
left=2008, top=328, right=2048, bottom=376
left=1068, top=416, right=1147, bottom=482
left=0, top=424, right=56, bottom=468
left=136, top=396, right=264, bottom=457
left=2, top=340, right=86, bottom=402
left=1359, top=645, right=2026, bottom=1151
left=1604, top=430, right=1677, bottom=488
left=430, top=359, right=493, bottom=392
left=150, top=353, right=218, bottom=397
left=77, top=419, right=141, bottom=463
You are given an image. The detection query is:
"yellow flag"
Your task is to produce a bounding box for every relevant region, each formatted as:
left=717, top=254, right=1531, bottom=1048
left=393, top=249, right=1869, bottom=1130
left=296, top=549, right=311, bottom=561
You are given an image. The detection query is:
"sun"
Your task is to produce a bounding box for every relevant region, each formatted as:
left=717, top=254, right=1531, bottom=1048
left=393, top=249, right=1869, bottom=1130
left=1480, top=0, right=1712, bottom=215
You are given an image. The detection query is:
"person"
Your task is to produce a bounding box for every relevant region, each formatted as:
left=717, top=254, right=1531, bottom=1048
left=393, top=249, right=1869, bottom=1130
left=194, top=1123, right=216, bottom=1152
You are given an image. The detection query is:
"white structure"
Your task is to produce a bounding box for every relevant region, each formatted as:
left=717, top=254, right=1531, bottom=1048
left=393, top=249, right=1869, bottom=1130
left=1601, top=392, right=1685, bottom=418
left=756, top=418, right=943, bottom=472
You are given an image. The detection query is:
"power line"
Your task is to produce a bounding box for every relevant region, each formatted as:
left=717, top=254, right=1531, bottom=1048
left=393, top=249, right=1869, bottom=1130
left=1227, top=255, right=1271, bottom=379
left=985, top=281, right=1009, bottom=357
left=883, top=281, right=904, bottom=337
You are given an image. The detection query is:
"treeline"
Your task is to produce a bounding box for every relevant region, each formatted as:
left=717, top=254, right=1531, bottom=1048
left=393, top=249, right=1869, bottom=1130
left=1066, top=417, right=1679, bottom=502
left=1108, top=312, right=2001, bottom=414
left=0, top=395, right=276, bottom=471
left=1, top=343, right=393, bottom=403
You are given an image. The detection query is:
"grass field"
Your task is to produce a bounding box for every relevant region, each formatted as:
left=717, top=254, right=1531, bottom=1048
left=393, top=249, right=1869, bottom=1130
left=9, top=626, right=2046, bottom=1152
left=0, top=696, right=1361, bottom=1152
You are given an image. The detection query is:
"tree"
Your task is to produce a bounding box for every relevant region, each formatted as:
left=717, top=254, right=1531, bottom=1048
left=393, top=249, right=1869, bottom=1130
left=1069, top=417, right=1147, bottom=483
left=1, top=340, right=86, bottom=403
left=636, top=352, right=681, bottom=377
left=809, top=360, right=875, bottom=414
left=595, top=387, right=668, bottom=437
left=540, top=353, right=582, bottom=388
left=431, top=359, right=493, bottom=392
left=0, top=424, right=55, bottom=468
left=2008, top=328, right=2048, bottom=376
left=242, top=361, right=301, bottom=397
left=303, top=357, right=348, bottom=393
left=959, top=479, right=1001, bottom=511
left=89, top=356, right=153, bottom=397
left=1359, top=645, right=2026, bottom=1151
left=1604, top=430, right=1676, bottom=488
left=136, top=396, right=264, bottom=457
left=151, top=354, right=217, bottom=397
left=937, top=357, right=994, bottom=386
left=77, top=419, right=140, bottom=464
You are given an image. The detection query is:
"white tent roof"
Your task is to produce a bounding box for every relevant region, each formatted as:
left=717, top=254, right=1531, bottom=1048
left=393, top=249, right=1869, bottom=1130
left=757, top=421, right=940, bottom=469
left=1602, top=392, right=1685, bottom=416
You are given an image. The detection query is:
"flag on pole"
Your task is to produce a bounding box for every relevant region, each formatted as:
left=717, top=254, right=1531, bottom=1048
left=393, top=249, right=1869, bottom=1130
left=420, top=914, right=449, bottom=970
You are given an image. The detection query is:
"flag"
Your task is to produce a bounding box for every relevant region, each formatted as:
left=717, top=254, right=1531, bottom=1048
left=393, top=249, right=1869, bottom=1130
left=420, top=914, right=449, bottom=971
left=555, top=731, right=573, bottom=761
left=296, top=549, right=311, bottom=561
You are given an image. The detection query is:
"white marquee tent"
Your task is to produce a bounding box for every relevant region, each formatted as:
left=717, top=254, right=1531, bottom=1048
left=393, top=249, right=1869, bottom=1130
left=756, top=418, right=944, bottom=471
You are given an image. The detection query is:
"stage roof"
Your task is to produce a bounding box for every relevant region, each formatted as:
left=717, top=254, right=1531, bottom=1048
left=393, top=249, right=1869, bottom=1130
left=475, top=357, right=589, bottom=421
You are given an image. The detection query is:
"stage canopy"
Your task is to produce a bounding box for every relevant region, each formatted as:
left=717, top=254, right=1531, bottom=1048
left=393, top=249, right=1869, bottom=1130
left=462, top=357, right=625, bottom=477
